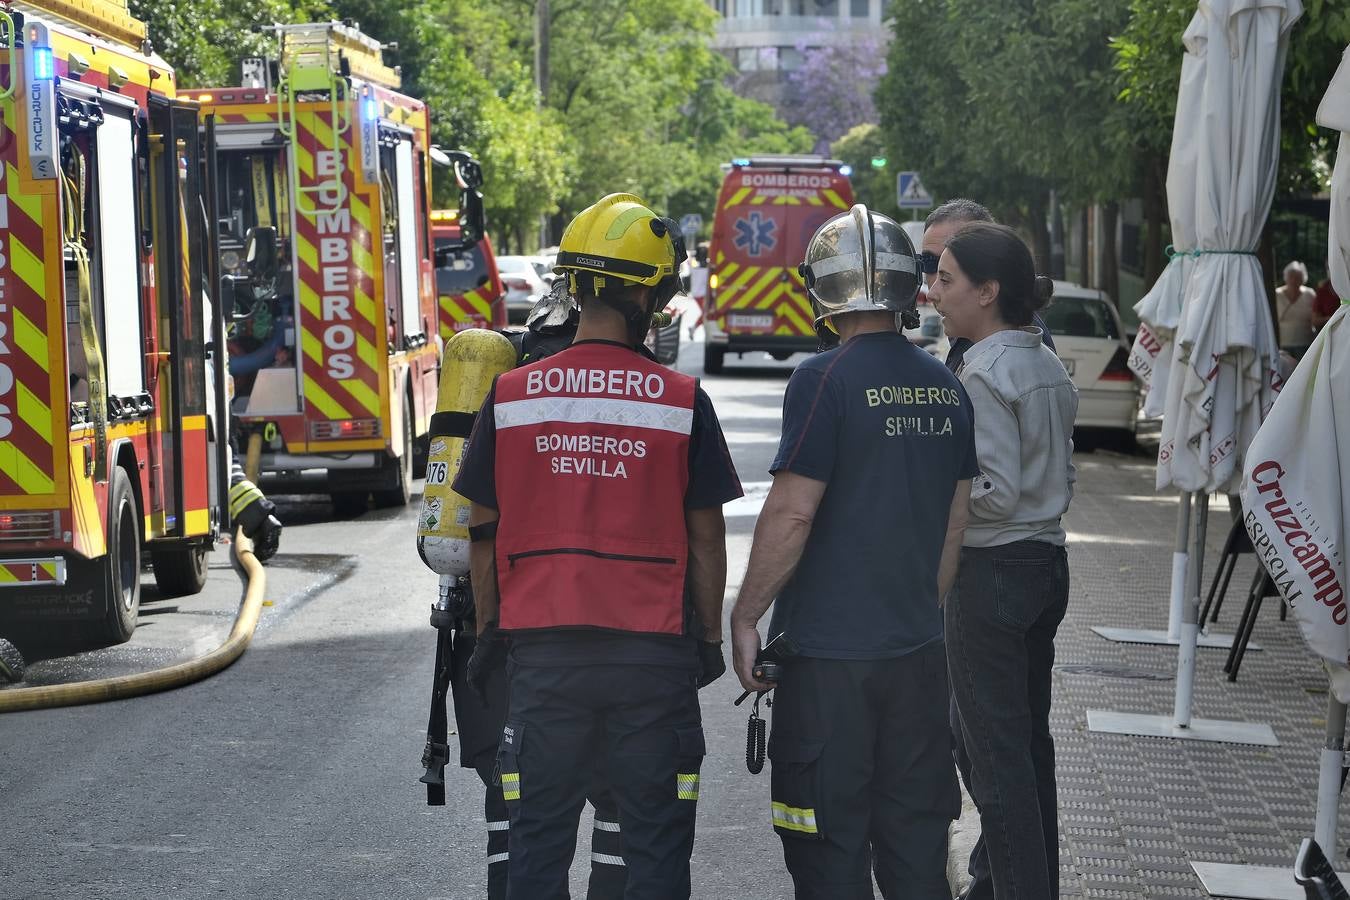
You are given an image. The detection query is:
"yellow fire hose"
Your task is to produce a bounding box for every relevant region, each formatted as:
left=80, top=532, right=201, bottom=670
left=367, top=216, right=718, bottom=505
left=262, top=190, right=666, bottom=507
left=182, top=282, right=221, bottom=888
left=0, top=529, right=267, bottom=713
left=244, top=431, right=264, bottom=484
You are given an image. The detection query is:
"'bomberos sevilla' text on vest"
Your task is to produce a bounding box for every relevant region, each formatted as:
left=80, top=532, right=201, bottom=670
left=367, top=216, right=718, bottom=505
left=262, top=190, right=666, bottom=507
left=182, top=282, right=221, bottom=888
left=493, top=342, right=695, bottom=635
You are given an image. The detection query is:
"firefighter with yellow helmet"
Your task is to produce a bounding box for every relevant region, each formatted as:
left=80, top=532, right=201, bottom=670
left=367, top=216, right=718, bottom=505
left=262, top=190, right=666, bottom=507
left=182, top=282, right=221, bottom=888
left=451, top=194, right=742, bottom=898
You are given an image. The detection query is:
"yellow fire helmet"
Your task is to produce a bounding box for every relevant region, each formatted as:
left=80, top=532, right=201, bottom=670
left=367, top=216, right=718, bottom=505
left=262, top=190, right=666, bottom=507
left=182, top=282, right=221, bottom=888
left=554, top=193, right=677, bottom=294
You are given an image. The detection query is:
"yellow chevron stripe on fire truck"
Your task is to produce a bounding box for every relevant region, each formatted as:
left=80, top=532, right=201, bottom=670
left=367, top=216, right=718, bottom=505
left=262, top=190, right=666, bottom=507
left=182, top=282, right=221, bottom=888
left=750, top=194, right=769, bottom=206
left=293, top=138, right=315, bottom=180
left=754, top=281, right=789, bottom=310
left=778, top=301, right=812, bottom=334
left=9, top=231, right=44, bottom=297
left=771, top=195, right=801, bottom=206
left=806, top=194, right=824, bottom=206
left=303, top=374, right=352, bottom=420
left=821, top=189, right=849, bottom=210
left=0, top=447, right=54, bottom=493
left=17, top=383, right=53, bottom=446
left=12, top=308, right=47, bottom=374
left=726, top=187, right=752, bottom=207
left=734, top=268, right=782, bottom=308
left=7, top=165, right=40, bottom=222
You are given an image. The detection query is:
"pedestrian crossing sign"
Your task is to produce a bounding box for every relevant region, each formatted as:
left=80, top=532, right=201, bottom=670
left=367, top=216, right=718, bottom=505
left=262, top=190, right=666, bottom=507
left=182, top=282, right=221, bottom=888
left=897, top=171, right=934, bottom=209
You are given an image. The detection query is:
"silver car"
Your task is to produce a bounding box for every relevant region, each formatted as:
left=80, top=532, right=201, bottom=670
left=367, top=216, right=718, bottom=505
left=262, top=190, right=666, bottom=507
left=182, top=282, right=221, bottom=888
left=496, top=255, right=549, bottom=324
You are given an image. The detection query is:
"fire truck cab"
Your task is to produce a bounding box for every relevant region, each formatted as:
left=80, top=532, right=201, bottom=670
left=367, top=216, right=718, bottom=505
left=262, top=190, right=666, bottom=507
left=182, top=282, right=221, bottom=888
left=198, top=23, right=485, bottom=514
left=0, top=0, right=227, bottom=642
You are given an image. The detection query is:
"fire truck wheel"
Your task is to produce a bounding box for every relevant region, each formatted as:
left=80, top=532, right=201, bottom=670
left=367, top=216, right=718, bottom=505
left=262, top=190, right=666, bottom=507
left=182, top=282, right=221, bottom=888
left=412, top=431, right=430, bottom=480
left=704, top=344, right=725, bottom=375
left=75, top=467, right=142, bottom=645
left=330, top=491, right=370, bottom=517
left=373, top=399, right=414, bottom=508
left=150, top=542, right=210, bottom=598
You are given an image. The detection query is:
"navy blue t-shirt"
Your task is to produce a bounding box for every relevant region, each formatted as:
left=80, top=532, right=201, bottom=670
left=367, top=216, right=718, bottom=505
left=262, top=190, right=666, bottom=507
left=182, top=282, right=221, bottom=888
left=769, top=331, right=978, bottom=660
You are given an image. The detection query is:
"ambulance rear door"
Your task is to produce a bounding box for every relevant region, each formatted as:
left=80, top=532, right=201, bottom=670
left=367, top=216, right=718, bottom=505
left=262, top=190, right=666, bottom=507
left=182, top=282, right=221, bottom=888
left=710, top=173, right=782, bottom=338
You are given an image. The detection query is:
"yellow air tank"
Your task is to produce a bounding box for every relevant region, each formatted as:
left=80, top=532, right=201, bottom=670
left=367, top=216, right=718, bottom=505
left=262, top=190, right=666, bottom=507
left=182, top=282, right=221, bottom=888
left=416, top=329, right=518, bottom=575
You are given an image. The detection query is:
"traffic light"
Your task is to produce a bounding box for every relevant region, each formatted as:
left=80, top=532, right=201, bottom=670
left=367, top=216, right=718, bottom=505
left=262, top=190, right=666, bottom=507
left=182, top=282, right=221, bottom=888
left=871, top=156, right=887, bottom=169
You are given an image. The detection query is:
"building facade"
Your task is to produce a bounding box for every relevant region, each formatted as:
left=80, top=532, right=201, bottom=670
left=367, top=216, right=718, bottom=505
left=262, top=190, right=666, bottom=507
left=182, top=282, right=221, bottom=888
left=708, top=0, right=891, bottom=106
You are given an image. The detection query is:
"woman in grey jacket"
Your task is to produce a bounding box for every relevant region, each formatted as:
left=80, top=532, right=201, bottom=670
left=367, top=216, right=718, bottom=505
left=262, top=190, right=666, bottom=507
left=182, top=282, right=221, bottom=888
left=928, top=222, right=1077, bottom=900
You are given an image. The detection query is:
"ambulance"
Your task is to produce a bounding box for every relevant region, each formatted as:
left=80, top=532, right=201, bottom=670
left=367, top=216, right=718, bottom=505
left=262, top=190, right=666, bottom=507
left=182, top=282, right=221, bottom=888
left=702, top=156, right=854, bottom=374
left=431, top=210, right=505, bottom=336
left=0, top=0, right=228, bottom=641
left=197, top=22, right=486, bottom=514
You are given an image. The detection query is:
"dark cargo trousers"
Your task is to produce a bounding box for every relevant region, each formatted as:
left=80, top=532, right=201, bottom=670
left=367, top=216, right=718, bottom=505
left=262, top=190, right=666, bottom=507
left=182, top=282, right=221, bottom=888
left=768, top=642, right=958, bottom=899
left=452, top=631, right=627, bottom=899
left=498, top=661, right=706, bottom=900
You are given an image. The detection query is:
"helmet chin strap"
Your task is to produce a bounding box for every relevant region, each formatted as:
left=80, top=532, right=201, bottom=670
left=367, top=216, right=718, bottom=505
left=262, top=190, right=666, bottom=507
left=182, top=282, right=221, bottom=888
left=593, top=287, right=655, bottom=347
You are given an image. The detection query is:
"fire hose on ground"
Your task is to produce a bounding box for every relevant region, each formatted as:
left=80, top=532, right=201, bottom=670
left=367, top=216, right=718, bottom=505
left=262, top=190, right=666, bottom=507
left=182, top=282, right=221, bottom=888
left=0, top=528, right=267, bottom=714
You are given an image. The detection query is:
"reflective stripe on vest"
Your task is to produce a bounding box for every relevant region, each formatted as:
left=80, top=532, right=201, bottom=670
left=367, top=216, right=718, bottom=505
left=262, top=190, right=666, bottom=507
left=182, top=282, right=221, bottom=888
left=493, top=343, right=695, bottom=635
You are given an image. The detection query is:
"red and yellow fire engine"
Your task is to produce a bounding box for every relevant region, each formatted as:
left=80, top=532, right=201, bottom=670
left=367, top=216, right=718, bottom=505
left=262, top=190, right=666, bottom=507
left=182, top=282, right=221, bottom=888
left=0, top=0, right=228, bottom=641
left=197, top=23, right=485, bottom=514
left=432, top=210, right=505, bottom=335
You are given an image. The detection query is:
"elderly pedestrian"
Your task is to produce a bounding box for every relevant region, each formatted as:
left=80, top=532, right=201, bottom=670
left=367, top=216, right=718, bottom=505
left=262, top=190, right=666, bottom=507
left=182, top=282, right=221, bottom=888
left=1276, top=260, right=1316, bottom=357
left=928, top=222, right=1077, bottom=900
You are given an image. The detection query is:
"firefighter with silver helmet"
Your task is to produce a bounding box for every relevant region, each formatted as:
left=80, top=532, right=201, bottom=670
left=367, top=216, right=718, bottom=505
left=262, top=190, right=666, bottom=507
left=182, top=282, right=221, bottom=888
left=451, top=193, right=742, bottom=898
left=730, top=205, right=978, bottom=899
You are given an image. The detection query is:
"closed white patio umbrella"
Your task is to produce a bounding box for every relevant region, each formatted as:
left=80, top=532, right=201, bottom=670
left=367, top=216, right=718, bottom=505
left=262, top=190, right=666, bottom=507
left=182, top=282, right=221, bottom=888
left=1089, top=0, right=1297, bottom=752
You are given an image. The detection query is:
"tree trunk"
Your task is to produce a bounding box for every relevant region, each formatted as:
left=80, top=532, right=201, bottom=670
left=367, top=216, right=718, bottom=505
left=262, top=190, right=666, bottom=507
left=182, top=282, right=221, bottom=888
left=1100, top=201, right=1120, bottom=308
left=1027, top=193, right=1051, bottom=275
left=1143, top=155, right=1166, bottom=286
left=1049, top=190, right=1066, bottom=280
left=1079, top=208, right=1091, bottom=285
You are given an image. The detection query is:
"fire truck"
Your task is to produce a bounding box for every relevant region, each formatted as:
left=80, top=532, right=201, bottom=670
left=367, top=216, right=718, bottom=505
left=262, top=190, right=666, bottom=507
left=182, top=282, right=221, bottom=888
left=431, top=210, right=505, bottom=335
left=0, top=0, right=228, bottom=642
left=197, top=23, right=485, bottom=514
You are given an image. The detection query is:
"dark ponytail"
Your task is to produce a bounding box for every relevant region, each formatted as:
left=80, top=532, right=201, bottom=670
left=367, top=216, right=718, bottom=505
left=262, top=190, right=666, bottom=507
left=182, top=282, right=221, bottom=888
left=945, top=223, right=1053, bottom=327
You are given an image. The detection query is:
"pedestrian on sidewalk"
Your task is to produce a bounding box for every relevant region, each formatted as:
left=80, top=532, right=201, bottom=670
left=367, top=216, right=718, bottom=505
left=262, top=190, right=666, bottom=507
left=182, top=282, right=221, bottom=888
left=731, top=204, right=976, bottom=899
left=1275, top=260, right=1316, bottom=357
left=928, top=222, right=1077, bottom=900
left=455, top=193, right=742, bottom=900
left=920, top=199, right=1055, bottom=373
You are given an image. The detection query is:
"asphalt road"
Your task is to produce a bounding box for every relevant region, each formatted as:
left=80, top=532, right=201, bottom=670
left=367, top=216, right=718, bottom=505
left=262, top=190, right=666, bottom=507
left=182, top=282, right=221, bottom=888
left=2, top=334, right=804, bottom=900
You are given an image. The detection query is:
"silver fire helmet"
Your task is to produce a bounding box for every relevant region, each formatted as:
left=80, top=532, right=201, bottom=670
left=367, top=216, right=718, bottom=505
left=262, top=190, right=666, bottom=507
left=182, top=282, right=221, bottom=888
left=799, top=204, right=920, bottom=329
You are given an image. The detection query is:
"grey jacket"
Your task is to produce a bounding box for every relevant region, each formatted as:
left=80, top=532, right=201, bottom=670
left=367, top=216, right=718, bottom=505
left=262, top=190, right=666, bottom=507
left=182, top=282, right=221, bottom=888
left=959, top=328, right=1077, bottom=547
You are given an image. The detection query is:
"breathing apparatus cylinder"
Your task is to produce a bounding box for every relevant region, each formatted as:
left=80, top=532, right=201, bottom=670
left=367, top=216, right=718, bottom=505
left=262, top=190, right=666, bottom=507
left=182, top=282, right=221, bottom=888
left=416, top=329, right=518, bottom=579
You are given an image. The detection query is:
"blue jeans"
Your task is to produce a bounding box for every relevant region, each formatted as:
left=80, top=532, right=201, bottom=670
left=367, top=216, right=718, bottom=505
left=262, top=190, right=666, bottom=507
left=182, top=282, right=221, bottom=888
left=946, top=541, right=1069, bottom=900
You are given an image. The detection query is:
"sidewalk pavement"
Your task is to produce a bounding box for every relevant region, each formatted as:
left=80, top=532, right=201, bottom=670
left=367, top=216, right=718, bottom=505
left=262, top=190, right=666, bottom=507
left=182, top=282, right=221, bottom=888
left=955, top=438, right=1345, bottom=898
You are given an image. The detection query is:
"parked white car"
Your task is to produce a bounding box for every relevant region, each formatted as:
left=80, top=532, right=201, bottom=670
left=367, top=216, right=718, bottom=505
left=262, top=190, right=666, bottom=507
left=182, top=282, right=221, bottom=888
left=495, top=255, right=550, bottom=324
left=1041, top=281, right=1141, bottom=438
left=904, top=300, right=949, bottom=359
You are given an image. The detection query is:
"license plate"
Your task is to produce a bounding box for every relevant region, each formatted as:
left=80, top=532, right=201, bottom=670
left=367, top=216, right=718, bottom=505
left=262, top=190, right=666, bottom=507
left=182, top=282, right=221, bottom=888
left=1059, top=358, right=1076, bottom=375
left=728, top=313, right=772, bottom=330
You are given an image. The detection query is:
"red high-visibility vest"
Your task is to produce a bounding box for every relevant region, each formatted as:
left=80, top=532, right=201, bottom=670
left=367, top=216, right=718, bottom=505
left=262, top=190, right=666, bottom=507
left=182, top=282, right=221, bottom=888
left=493, top=341, right=695, bottom=635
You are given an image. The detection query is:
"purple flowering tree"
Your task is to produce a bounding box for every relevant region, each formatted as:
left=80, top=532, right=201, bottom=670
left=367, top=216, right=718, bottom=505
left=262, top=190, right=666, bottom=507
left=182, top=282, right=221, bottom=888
left=782, top=29, right=888, bottom=153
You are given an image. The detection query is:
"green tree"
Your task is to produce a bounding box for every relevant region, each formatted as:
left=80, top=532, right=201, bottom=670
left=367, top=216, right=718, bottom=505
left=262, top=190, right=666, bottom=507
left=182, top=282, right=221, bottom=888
left=878, top=0, right=1133, bottom=280
left=830, top=124, right=899, bottom=220
left=130, top=0, right=326, bottom=86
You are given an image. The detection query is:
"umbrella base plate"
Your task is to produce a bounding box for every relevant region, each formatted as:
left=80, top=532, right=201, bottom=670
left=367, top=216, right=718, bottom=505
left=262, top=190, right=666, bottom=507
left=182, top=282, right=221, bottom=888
left=1192, top=862, right=1343, bottom=899
left=1091, top=625, right=1260, bottom=651
left=1087, top=710, right=1279, bottom=746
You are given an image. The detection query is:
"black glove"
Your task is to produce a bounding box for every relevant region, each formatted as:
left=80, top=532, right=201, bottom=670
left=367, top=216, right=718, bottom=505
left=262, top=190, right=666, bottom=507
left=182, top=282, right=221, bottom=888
left=697, top=640, right=725, bottom=689
left=467, top=622, right=507, bottom=704
left=230, top=478, right=282, bottom=562
left=254, top=515, right=282, bottom=562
